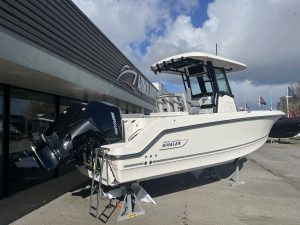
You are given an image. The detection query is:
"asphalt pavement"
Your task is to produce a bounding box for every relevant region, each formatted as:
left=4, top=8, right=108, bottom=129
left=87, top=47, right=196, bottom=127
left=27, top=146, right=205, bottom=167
left=8, top=139, right=300, bottom=225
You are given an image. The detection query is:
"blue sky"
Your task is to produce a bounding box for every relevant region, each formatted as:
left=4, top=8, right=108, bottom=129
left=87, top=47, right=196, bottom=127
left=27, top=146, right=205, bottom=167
left=74, top=0, right=300, bottom=109
left=138, top=0, right=214, bottom=93
left=190, top=0, right=213, bottom=27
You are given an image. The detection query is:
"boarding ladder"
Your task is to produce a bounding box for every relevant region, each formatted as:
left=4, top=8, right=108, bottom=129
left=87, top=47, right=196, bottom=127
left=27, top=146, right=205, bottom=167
left=88, top=148, right=146, bottom=222
left=89, top=148, right=107, bottom=218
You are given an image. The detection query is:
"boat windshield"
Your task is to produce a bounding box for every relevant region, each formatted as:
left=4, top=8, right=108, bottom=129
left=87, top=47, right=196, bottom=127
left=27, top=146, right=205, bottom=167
left=188, top=75, right=213, bottom=97
left=187, top=66, right=232, bottom=98
left=214, top=68, right=232, bottom=96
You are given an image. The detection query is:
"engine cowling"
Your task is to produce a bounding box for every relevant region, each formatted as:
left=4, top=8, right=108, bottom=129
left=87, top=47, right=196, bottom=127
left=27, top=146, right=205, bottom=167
left=21, top=100, right=123, bottom=171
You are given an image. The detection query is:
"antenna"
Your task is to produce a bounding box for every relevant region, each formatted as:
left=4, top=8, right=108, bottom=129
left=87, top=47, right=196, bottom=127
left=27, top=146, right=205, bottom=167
left=270, top=89, right=273, bottom=111
left=215, top=43, right=218, bottom=56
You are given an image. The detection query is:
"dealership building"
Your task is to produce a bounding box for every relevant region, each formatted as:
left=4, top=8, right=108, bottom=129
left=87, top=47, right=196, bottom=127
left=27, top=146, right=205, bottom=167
left=0, top=0, right=158, bottom=198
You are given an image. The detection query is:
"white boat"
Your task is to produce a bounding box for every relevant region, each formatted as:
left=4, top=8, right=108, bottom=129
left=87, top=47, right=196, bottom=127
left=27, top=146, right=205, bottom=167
left=17, top=52, right=284, bottom=220
left=86, top=52, right=283, bottom=186
left=18, top=52, right=284, bottom=185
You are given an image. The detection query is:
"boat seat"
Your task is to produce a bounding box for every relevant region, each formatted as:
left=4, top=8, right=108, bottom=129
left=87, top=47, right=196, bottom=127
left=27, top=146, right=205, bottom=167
left=175, top=93, right=188, bottom=112
left=156, top=95, right=174, bottom=112
left=186, top=88, right=201, bottom=114
left=198, top=96, right=214, bottom=114
left=156, top=98, right=167, bottom=112
left=156, top=94, right=186, bottom=113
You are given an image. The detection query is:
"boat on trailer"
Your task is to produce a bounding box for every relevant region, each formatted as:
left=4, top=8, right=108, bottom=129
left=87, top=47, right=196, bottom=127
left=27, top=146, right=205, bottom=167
left=17, top=52, right=284, bottom=221
left=85, top=52, right=284, bottom=186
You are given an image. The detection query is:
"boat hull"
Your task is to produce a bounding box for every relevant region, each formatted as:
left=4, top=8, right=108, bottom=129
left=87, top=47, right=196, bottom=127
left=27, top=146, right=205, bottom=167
left=85, top=111, right=283, bottom=186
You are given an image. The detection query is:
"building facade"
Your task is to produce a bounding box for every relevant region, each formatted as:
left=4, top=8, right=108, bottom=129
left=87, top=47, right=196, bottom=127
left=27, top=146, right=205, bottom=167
left=152, top=82, right=169, bottom=96
left=0, top=0, right=157, bottom=197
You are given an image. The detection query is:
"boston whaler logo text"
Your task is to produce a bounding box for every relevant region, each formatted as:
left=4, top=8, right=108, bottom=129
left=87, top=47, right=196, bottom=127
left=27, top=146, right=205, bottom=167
left=161, top=139, right=188, bottom=150
left=111, top=112, right=118, bottom=135
left=117, top=65, right=157, bottom=100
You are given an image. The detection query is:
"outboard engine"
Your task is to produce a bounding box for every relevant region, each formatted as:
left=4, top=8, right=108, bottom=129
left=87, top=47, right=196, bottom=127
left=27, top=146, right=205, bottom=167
left=19, top=101, right=122, bottom=171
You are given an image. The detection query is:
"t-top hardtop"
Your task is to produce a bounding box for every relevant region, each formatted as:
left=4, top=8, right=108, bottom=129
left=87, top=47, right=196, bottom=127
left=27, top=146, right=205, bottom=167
left=151, top=52, right=247, bottom=75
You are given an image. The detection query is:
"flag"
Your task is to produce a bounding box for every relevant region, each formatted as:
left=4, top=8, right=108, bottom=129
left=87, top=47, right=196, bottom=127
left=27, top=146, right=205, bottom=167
left=287, top=86, right=296, bottom=97
left=259, top=96, right=266, bottom=106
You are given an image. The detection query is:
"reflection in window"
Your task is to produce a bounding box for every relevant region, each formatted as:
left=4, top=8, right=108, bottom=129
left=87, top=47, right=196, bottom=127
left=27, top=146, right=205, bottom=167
left=59, top=97, right=82, bottom=174
left=0, top=86, right=3, bottom=196
left=9, top=88, right=55, bottom=194
left=203, top=76, right=213, bottom=93
left=215, top=68, right=230, bottom=94
left=60, top=97, right=82, bottom=113
left=189, top=76, right=201, bottom=96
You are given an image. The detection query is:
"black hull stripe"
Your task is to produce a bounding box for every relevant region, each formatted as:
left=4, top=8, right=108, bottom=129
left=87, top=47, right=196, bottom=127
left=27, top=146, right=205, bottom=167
left=109, top=115, right=279, bottom=160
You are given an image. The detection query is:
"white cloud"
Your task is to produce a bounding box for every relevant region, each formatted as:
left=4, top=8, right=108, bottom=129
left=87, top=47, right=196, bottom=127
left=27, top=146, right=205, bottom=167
left=143, top=0, right=300, bottom=80
left=73, top=0, right=300, bottom=107
left=73, top=0, right=198, bottom=51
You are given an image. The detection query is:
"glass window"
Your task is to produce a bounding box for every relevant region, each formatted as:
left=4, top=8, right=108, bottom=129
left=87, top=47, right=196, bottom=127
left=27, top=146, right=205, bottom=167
left=9, top=88, right=55, bottom=194
left=203, top=76, right=213, bottom=93
left=0, top=85, right=3, bottom=196
left=205, top=82, right=213, bottom=93
left=189, top=76, right=202, bottom=96
left=215, top=68, right=231, bottom=94
left=121, top=109, right=127, bottom=114
left=59, top=97, right=82, bottom=113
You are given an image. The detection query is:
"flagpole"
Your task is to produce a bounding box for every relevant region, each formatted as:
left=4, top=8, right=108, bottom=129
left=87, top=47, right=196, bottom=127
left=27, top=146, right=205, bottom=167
left=286, top=85, right=289, bottom=118
left=258, top=96, right=261, bottom=110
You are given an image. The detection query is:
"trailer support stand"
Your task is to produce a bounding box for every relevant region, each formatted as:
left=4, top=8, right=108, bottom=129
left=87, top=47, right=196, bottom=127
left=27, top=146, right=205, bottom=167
left=117, top=186, right=145, bottom=221
left=227, top=160, right=245, bottom=186
left=208, top=158, right=245, bottom=186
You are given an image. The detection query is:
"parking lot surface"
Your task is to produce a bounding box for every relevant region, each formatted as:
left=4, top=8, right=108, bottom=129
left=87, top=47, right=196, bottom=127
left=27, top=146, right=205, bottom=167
left=10, top=140, right=300, bottom=225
